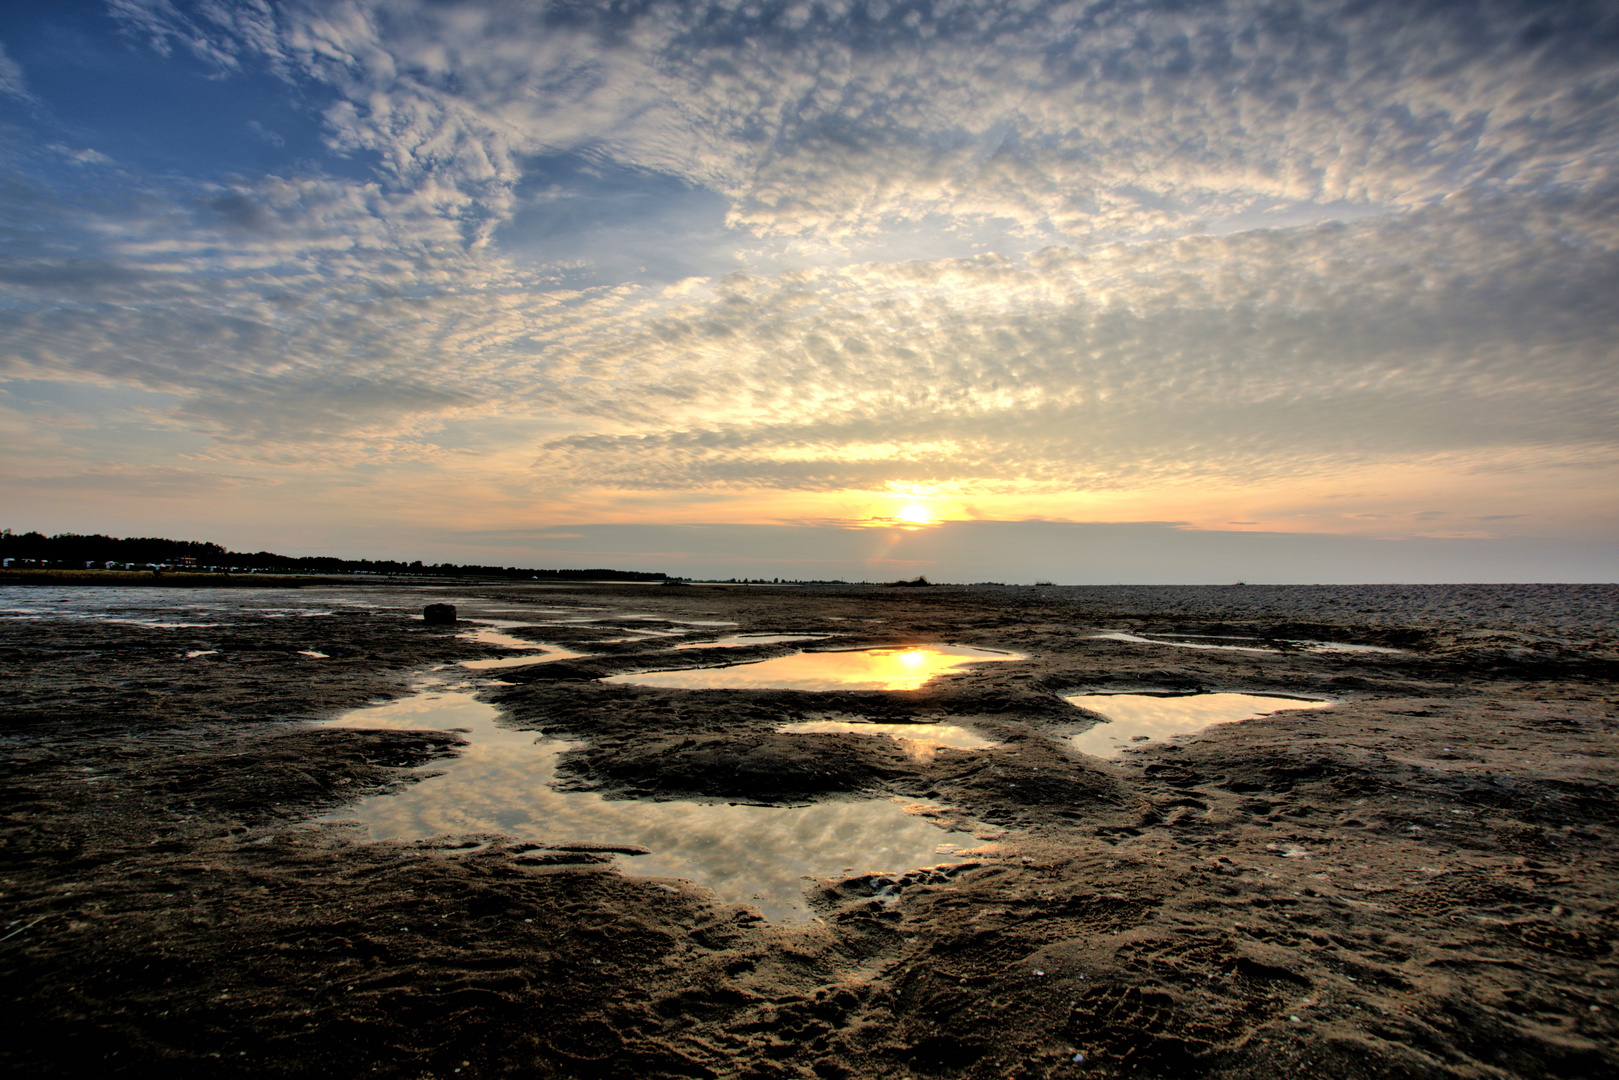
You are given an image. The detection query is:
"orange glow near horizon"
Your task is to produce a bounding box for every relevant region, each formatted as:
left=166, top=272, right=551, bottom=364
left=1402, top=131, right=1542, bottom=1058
left=296, top=453, right=1618, bottom=547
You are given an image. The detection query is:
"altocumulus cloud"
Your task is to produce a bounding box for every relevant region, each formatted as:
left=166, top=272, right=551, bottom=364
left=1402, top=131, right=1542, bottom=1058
left=0, top=0, right=1614, bottom=547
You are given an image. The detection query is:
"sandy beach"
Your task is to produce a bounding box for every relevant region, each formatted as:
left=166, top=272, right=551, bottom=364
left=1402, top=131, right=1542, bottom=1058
left=2, top=581, right=1615, bottom=1078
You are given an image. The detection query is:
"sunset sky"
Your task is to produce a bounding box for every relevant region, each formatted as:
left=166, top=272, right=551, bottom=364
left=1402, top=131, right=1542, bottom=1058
left=1, top=0, right=1615, bottom=582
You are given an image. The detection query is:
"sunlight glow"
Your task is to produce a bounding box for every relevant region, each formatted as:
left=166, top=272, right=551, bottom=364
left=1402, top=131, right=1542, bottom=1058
left=604, top=646, right=1021, bottom=692
left=896, top=502, right=936, bottom=525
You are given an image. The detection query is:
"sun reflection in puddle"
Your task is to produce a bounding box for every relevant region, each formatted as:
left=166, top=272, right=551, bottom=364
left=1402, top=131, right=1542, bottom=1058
left=605, top=646, right=1020, bottom=691
left=316, top=685, right=964, bottom=922
left=780, top=720, right=997, bottom=761
left=1064, top=692, right=1333, bottom=758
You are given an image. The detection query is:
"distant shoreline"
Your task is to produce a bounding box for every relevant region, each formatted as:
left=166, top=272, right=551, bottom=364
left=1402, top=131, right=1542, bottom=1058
left=0, top=568, right=667, bottom=589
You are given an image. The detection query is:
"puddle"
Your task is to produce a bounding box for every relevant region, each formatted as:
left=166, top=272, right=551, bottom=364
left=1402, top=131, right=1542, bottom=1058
left=1092, top=631, right=1404, bottom=655
left=456, top=622, right=550, bottom=650
left=1296, top=640, right=1406, bottom=654
left=1064, top=692, right=1333, bottom=757
left=593, top=615, right=737, bottom=628
left=456, top=620, right=589, bottom=670
left=459, top=651, right=590, bottom=671
left=184, top=649, right=218, bottom=659
left=1090, top=631, right=1271, bottom=653
left=317, top=685, right=965, bottom=922
left=675, top=633, right=830, bottom=650
left=604, top=646, right=1021, bottom=691
left=779, top=720, right=997, bottom=761
left=298, top=650, right=330, bottom=659
left=469, top=613, right=739, bottom=641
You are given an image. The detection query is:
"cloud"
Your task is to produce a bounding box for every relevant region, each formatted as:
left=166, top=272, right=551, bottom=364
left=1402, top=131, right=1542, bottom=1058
left=3, top=172, right=1614, bottom=486
left=0, top=0, right=1612, bottom=542
left=98, top=0, right=1619, bottom=251
left=107, top=0, right=286, bottom=74
left=0, top=40, right=33, bottom=102
left=514, top=193, right=1618, bottom=492
left=3, top=462, right=269, bottom=497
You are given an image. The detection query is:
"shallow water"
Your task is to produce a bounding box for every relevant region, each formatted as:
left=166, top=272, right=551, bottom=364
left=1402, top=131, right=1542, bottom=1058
left=454, top=621, right=590, bottom=669
left=456, top=624, right=549, bottom=650
left=317, top=684, right=964, bottom=922
left=604, top=645, right=1021, bottom=691
left=459, top=652, right=589, bottom=670
left=1092, top=630, right=1404, bottom=655
left=1297, top=640, right=1406, bottom=654
left=1064, top=692, right=1333, bottom=757
left=1089, top=631, right=1272, bottom=653
left=675, top=633, right=830, bottom=650
left=779, top=720, right=997, bottom=761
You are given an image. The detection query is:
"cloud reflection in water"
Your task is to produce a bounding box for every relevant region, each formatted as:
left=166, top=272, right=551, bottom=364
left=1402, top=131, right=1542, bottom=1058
left=317, top=685, right=965, bottom=921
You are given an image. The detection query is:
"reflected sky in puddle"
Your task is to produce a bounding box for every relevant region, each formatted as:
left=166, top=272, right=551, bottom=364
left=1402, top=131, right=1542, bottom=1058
left=317, top=685, right=963, bottom=922
left=456, top=622, right=548, bottom=650
left=471, top=613, right=739, bottom=642
left=456, top=621, right=588, bottom=670
left=1090, top=631, right=1270, bottom=653
left=1092, top=631, right=1404, bottom=655
left=605, top=646, right=1020, bottom=691
left=779, top=720, right=997, bottom=761
left=1064, top=692, right=1333, bottom=757
left=459, top=651, right=588, bottom=671
left=1296, top=640, right=1406, bottom=654
left=675, top=633, right=830, bottom=650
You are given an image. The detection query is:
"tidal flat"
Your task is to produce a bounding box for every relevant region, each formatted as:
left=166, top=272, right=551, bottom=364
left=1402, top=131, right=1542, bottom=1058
left=1, top=581, right=1616, bottom=1078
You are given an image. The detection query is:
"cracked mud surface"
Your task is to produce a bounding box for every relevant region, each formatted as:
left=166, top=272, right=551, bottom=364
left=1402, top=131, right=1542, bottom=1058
left=2, top=581, right=1617, bottom=1078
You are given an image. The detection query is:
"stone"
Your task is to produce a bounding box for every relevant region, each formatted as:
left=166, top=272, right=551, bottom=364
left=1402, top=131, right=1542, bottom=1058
left=422, top=603, right=457, bottom=625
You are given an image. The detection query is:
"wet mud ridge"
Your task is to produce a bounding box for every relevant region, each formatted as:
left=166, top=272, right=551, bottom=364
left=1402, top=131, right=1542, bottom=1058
left=1, top=582, right=1616, bottom=1078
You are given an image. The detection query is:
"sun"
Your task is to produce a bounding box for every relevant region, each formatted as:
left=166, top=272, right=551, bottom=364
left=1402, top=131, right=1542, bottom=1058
left=895, top=502, right=935, bottom=525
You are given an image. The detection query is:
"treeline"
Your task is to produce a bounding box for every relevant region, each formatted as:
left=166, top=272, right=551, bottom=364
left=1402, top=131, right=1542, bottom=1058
left=0, top=530, right=667, bottom=582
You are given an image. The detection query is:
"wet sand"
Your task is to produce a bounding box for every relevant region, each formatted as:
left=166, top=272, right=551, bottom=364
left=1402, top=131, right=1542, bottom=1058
left=1, top=581, right=1615, bottom=1078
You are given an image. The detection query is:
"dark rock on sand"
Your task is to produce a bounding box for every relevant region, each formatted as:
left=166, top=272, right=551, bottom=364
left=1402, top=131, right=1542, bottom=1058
left=422, top=602, right=457, bottom=624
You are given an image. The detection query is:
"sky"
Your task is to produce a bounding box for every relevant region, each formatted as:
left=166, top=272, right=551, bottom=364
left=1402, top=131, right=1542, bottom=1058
left=0, top=0, right=1615, bottom=583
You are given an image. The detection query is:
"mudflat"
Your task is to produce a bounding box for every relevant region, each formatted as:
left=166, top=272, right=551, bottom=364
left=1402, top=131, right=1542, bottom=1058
left=1, top=582, right=1615, bottom=1078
